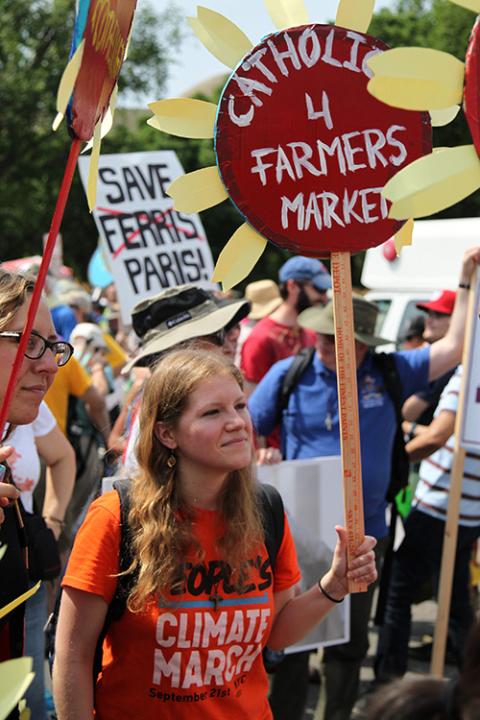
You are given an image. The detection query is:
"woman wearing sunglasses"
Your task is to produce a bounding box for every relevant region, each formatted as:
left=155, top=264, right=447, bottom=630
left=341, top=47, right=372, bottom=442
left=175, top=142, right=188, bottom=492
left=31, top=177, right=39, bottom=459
left=53, top=348, right=376, bottom=720
left=0, top=269, right=73, bottom=685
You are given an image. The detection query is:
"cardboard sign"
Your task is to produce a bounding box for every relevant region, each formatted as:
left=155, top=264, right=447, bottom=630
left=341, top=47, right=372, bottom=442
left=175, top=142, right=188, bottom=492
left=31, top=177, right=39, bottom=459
left=78, top=151, right=215, bottom=325
left=67, top=0, right=137, bottom=140
left=460, top=273, right=480, bottom=447
left=257, top=457, right=350, bottom=652
left=215, top=24, right=431, bottom=257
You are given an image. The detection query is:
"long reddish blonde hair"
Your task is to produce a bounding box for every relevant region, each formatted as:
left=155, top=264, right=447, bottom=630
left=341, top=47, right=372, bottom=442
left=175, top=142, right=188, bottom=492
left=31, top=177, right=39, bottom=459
left=126, top=348, right=263, bottom=611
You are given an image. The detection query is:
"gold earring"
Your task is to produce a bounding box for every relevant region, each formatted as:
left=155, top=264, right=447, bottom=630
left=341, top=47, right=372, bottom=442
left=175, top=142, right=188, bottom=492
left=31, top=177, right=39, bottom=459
left=166, top=453, right=176, bottom=469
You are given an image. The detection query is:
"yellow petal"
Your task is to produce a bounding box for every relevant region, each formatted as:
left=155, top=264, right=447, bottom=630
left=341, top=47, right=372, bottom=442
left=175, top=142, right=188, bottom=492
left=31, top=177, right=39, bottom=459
left=263, top=0, right=309, bottom=29
left=0, top=658, right=34, bottom=720
left=367, top=48, right=465, bottom=110
left=429, top=105, right=461, bottom=127
left=384, top=145, right=480, bottom=219
left=188, top=7, right=252, bottom=69
left=449, top=0, right=480, bottom=10
left=212, top=224, right=267, bottom=290
left=147, top=98, right=217, bottom=139
left=335, top=0, right=375, bottom=32
left=0, top=582, right=40, bottom=620
left=394, top=218, right=414, bottom=255
left=87, top=119, right=102, bottom=213
left=52, top=40, right=85, bottom=131
left=167, top=166, right=228, bottom=213
left=81, top=85, right=118, bottom=153
left=0, top=544, right=6, bottom=561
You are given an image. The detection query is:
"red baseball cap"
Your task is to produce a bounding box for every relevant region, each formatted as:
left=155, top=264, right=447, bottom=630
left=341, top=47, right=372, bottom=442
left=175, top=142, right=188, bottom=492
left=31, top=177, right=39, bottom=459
left=416, top=290, right=456, bottom=316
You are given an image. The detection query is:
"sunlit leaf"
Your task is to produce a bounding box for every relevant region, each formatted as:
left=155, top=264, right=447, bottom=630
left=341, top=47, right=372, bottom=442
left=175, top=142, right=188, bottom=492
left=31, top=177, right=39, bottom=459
left=0, top=658, right=34, bottom=720
left=167, top=166, right=228, bottom=213
left=385, top=145, right=480, bottom=219
left=367, top=48, right=465, bottom=110
left=336, top=0, right=375, bottom=33
left=394, top=218, right=414, bottom=255
left=87, top=119, right=102, bottom=213
left=148, top=98, right=217, bottom=139
left=263, top=0, right=309, bottom=29
left=429, top=105, right=461, bottom=127
left=188, top=7, right=252, bottom=69
left=212, top=223, right=267, bottom=290
left=52, top=40, right=85, bottom=132
left=449, top=0, right=480, bottom=11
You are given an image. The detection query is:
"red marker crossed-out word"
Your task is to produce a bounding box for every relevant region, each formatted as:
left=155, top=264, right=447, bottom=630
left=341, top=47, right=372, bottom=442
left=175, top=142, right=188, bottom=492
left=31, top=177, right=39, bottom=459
left=96, top=205, right=205, bottom=259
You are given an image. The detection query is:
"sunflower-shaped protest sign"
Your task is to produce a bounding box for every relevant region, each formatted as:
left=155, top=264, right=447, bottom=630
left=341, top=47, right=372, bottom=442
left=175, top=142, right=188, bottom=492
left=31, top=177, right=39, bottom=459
left=367, top=0, right=480, bottom=219
left=0, top=0, right=137, bottom=437
left=148, top=0, right=432, bottom=590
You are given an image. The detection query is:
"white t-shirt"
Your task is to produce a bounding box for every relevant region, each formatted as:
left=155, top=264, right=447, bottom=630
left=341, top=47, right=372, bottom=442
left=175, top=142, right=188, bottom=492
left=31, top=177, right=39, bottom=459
left=9, top=401, right=56, bottom=512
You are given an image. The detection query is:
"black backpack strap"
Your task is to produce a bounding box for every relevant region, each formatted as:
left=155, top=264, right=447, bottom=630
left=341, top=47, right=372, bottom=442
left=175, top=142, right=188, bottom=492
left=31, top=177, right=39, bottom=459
left=278, top=347, right=315, bottom=419
left=93, top=479, right=135, bottom=680
left=258, top=483, right=285, bottom=571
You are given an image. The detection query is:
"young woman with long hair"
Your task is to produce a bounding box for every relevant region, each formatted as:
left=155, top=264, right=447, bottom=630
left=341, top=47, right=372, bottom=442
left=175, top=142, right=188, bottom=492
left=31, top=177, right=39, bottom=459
left=53, top=348, right=377, bottom=720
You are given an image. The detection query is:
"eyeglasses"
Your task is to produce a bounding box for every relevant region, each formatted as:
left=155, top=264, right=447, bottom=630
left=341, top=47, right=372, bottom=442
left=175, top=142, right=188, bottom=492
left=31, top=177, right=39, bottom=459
left=0, top=330, right=74, bottom=367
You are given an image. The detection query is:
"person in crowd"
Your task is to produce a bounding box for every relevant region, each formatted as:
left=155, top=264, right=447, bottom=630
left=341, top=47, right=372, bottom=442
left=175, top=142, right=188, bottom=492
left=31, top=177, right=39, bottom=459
left=402, top=290, right=457, bottom=428
left=53, top=348, right=377, bottom=720
left=248, top=246, right=480, bottom=720
left=400, top=314, right=426, bottom=350
left=375, top=365, right=480, bottom=679
left=235, top=280, right=282, bottom=365
left=59, top=287, right=127, bottom=376
left=44, top=352, right=110, bottom=556
left=70, top=322, right=120, bottom=423
left=369, top=618, right=480, bottom=720
left=241, top=256, right=331, bottom=394
left=121, top=284, right=250, bottom=475
left=0, top=269, right=72, bottom=713
left=9, top=400, right=75, bottom=720
left=367, top=676, right=456, bottom=720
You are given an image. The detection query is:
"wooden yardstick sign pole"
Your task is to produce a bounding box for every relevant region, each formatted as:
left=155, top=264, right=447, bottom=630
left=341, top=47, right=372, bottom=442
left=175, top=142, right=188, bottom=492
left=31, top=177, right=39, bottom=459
left=213, top=26, right=431, bottom=589
left=331, top=252, right=366, bottom=591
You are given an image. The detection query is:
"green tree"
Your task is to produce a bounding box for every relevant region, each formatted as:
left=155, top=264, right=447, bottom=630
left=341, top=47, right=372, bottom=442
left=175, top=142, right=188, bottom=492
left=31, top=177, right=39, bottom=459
left=0, top=0, right=182, bottom=274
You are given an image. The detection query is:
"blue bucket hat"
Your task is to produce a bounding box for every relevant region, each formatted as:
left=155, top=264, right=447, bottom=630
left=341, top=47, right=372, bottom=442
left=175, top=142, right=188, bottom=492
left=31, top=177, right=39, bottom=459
left=278, top=256, right=332, bottom=292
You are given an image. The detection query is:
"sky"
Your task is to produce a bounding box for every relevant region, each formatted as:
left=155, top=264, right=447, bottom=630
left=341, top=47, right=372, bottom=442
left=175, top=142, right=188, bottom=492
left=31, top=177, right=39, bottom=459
left=162, top=0, right=396, bottom=98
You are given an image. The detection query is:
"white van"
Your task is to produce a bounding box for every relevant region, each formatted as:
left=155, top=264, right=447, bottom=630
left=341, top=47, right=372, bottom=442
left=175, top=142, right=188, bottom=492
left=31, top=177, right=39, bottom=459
left=361, top=217, right=480, bottom=350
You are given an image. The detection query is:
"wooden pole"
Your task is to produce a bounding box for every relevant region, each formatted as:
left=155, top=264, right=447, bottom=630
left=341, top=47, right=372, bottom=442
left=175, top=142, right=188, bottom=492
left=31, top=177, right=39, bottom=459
left=331, top=251, right=367, bottom=593
left=430, top=272, right=477, bottom=676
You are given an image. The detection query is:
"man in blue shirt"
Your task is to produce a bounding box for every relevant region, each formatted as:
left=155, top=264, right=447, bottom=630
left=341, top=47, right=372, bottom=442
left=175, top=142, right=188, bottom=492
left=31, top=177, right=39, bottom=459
left=249, top=247, right=478, bottom=720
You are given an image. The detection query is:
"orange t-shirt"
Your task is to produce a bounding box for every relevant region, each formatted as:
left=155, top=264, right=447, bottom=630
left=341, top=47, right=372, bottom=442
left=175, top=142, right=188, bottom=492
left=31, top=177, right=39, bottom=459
left=63, top=491, right=301, bottom=720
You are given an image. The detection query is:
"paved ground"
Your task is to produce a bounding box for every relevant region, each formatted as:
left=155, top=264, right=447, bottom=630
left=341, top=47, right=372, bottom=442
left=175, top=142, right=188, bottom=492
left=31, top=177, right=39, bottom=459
left=303, top=597, right=458, bottom=719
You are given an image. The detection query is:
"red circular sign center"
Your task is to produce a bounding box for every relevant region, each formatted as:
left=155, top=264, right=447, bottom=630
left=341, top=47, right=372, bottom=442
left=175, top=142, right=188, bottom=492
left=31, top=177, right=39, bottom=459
left=464, top=17, right=480, bottom=156
left=215, top=24, right=431, bottom=257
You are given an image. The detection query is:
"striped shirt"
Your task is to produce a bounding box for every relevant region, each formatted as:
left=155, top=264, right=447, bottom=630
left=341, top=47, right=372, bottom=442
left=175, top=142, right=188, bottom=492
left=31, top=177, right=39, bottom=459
left=413, top=366, right=480, bottom=527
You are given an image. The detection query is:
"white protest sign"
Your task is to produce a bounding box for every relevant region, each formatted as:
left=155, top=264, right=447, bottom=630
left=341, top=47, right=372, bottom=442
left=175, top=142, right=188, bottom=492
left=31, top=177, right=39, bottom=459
left=78, top=151, right=216, bottom=324
left=257, top=456, right=349, bottom=653
left=461, top=273, right=480, bottom=447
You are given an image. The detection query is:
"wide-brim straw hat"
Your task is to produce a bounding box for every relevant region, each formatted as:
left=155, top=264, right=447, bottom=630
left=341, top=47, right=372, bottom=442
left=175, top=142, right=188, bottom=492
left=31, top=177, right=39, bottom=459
left=299, top=295, right=392, bottom=347
left=245, top=279, right=282, bottom=320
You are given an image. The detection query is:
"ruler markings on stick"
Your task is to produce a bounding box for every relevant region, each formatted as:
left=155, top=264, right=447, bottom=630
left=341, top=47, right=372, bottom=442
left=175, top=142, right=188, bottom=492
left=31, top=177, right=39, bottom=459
left=331, top=251, right=366, bottom=593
